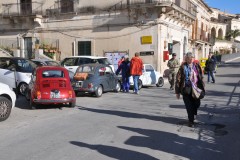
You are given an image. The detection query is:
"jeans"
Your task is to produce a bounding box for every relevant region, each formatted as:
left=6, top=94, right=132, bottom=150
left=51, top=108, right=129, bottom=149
left=122, top=76, right=130, bottom=92
left=207, top=71, right=215, bottom=82
left=133, top=75, right=140, bottom=93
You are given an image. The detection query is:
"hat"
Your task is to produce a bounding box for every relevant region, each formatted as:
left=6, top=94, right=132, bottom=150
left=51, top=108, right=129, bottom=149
left=124, top=55, right=129, bottom=59
left=172, top=53, right=176, bottom=56
left=185, top=52, right=195, bottom=58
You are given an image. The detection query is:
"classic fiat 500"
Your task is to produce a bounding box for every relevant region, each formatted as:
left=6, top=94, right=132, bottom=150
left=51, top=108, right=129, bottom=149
left=73, top=63, right=121, bottom=97
left=27, top=66, right=76, bottom=109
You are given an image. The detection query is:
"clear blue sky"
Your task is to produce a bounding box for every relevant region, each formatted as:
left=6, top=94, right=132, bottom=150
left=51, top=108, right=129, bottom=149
left=205, top=0, right=240, bottom=14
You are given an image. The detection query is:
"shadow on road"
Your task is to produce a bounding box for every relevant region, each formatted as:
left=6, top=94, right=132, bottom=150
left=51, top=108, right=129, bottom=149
left=70, top=141, right=159, bottom=160
left=78, top=106, right=185, bottom=125
left=118, top=126, right=223, bottom=160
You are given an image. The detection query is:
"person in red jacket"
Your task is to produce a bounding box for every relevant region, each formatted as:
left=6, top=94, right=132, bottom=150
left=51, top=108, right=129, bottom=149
left=130, top=52, right=143, bottom=94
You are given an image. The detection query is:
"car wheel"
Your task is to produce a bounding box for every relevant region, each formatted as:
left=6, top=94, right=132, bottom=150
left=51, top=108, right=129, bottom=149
left=69, top=102, right=75, bottom=108
left=18, top=82, right=28, bottom=96
left=156, top=77, right=164, bottom=87
left=138, top=79, right=143, bottom=90
left=0, top=97, right=12, bottom=122
left=95, top=85, right=103, bottom=97
left=115, top=81, right=121, bottom=92
left=29, top=97, right=37, bottom=110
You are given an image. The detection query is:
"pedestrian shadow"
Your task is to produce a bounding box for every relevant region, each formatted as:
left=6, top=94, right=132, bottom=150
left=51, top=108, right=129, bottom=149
left=118, top=126, right=223, bottom=160
left=169, top=104, right=185, bottom=109
left=78, top=106, right=185, bottom=125
left=69, top=141, right=159, bottom=160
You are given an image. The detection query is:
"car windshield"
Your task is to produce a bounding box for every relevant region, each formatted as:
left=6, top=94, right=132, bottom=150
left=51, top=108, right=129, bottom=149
left=46, top=61, right=59, bottom=66
left=77, top=65, right=95, bottom=73
left=17, top=59, right=37, bottom=73
left=42, top=70, right=65, bottom=78
left=96, top=58, right=111, bottom=65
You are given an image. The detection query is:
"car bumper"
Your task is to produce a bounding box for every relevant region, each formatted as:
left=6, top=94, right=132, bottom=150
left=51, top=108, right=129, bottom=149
left=33, top=98, right=76, bottom=104
left=73, top=87, right=95, bottom=93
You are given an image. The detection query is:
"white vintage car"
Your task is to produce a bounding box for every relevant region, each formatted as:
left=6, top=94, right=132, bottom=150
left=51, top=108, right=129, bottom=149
left=0, top=82, right=16, bottom=121
left=129, top=64, right=164, bottom=89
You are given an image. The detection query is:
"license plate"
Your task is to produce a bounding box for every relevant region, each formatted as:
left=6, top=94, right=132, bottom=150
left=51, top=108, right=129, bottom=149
left=50, top=91, right=60, bottom=99
left=75, top=81, right=83, bottom=87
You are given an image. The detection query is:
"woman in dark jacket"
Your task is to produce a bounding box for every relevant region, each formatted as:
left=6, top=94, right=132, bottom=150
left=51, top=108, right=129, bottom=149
left=116, top=56, right=131, bottom=92
left=175, top=52, right=205, bottom=127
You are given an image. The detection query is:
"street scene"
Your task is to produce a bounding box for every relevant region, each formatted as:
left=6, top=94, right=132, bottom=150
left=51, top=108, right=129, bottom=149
left=0, top=58, right=239, bottom=160
left=0, top=0, right=240, bottom=160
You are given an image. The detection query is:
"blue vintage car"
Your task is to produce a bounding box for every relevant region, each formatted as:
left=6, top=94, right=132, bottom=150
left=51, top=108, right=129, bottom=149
left=72, top=63, right=121, bottom=97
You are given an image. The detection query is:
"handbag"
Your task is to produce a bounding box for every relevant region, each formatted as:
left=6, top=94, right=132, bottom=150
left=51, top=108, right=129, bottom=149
left=191, top=82, right=205, bottom=99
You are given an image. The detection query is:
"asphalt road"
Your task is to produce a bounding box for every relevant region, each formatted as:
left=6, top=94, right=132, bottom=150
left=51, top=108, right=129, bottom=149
left=0, top=59, right=239, bottom=160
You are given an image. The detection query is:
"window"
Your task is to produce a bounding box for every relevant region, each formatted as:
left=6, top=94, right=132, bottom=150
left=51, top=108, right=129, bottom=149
left=77, top=66, right=94, bottom=73
left=42, top=70, right=64, bottom=78
left=78, top=41, right=91, bottom=56
left=78, top=58, right=92, bottom=65
left=61, top=0, right=74, bottom=13
left=96, top=58, right=111, bottom=65
left=61, top=58, right=78, bottom=66
left=145, top=65, right=154, bottom=72
left=16, top=59, right=36, bottom=73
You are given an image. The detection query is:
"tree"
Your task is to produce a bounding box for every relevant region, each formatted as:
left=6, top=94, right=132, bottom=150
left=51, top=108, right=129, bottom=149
left=225, top=29, right=240, bottom=40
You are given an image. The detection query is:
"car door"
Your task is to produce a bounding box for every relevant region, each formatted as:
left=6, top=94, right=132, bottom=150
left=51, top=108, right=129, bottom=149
left=0, top=58, right=16, bottom=89
left=61, top=57, right=79, bottom=73
left=105, top=66, right=115, bottom=90
left=98, top=66, right=110, bottom=91
left=140, top=65, right=150, bottom=85
left=144, top=64, right=157, bottom=85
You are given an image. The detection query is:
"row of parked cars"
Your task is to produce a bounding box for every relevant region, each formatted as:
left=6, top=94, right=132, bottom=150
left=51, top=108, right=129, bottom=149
left=0, top=55, right=164, bottom=121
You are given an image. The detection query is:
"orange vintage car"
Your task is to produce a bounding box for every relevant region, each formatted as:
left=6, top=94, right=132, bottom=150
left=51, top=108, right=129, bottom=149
left=26, top=66, right=76, bottom=109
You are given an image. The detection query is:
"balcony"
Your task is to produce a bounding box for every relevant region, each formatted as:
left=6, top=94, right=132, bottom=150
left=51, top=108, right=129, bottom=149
left=1, top=2, right=43, bottom=18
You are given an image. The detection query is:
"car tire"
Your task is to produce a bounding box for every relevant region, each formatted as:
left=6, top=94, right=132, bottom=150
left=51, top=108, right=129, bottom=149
left=115, top=81, right=121, bottom=92
left=0, top=97, right=12, bottom=122
left=69, top=102, right=75, bottom=108
left=74, top=91, right=78, bottom=97
left=95, top=85, right=103, bottom=97
left=156, top=77, right=164, bottom=87
left=29, top=97, right=37, bottom=110
left=18, top=82, right=28, bottom=96
left=138, top=79, right=143, bottom=90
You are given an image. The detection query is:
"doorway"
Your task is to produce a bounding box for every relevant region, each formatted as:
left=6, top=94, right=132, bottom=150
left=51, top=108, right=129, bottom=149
left=20, top=0, right=32, bottom=15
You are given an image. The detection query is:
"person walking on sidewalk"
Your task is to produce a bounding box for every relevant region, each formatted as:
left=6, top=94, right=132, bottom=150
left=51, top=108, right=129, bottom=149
left=116, top=55, right=131, bottom=93
left=167, top=53, right=180, bottom=90
left=205, top=53, right=216, bottom=83
left=175, top=52, right=205, bottom=127
left=130, top=52, right=143, bottom=94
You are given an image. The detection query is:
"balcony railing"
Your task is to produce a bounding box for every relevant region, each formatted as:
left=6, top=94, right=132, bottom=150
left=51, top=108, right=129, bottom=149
left=126, top=0, right=196, bottom=16
left=2, top=2, right=43, bottom=17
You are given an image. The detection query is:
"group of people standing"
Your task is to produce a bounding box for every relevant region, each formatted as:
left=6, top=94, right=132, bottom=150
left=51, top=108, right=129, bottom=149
left=116, top=52, right=143, bottom=94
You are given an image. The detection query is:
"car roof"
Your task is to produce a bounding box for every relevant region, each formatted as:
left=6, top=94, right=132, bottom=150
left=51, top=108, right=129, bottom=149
left=0, top=57, right=30, bottom=60
left=32, top=59, right=55, bottom=62
left=78, top=63, right=109, bottom=67
left=64, top=56, right=107, bottom=59
left=36, top=66, right=67, bottom=71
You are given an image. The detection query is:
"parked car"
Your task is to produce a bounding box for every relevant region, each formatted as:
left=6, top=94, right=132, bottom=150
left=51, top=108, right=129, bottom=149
left=26, top=66, right=76, bottom=109
left=0, top=57, right=37, bottom=95
left=61, top=56, right=114, bottom=74
left=72, top=63, right=121, bottom=97
left=31, top=59, right=60, bottom=66
left=0, top=82, right=16, bottom=121
left=129, top=64, right=164, bottom=89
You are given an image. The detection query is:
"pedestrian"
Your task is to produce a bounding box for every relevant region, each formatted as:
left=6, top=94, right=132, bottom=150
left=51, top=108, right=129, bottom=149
left=118, top=56, right=125, bottom=67
left=130, top=52, right=143, bottom=94
left=175, top=52, right=205, bottom=127
left=167, top=53, right=180, bottom=90
left=205, top=53, right=216, bottom=83
left=116, top=55, right=131, bottom=93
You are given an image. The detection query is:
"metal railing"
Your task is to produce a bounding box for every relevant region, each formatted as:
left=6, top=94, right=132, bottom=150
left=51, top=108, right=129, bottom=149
left=2, top=2, right=43, bottom=17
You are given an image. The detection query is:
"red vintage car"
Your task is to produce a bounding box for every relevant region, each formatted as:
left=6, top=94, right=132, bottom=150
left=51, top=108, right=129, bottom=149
left=27, top=66, right=76, bottom=109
